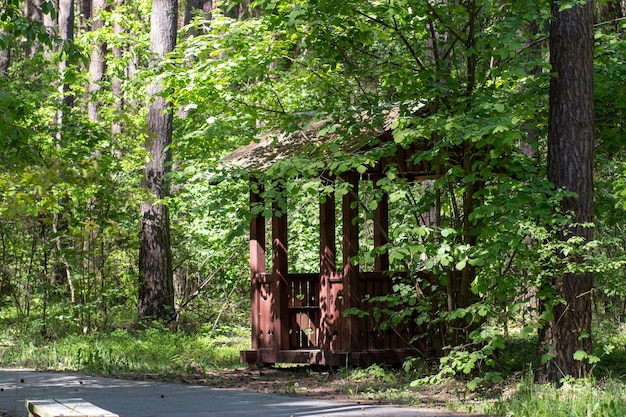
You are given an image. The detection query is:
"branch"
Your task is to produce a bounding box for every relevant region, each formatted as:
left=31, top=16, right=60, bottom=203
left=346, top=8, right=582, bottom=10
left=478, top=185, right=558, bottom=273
left=350, top=7, right=426, bottom=71
left=392, top=15, right=427, bottom=71
left=425, top=1, right=467, bottom=47
left=282, top=55, right=343, bottom=95
left=230, top=97, right=287, bottom=114
left=167, top=239, right=247, bottom=325
left=594, top=16, right=626, bottom=28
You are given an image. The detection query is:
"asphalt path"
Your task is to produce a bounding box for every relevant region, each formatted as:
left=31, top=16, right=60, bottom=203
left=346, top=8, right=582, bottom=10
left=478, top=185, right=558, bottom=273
left=0, top=368, right=486, bottom=417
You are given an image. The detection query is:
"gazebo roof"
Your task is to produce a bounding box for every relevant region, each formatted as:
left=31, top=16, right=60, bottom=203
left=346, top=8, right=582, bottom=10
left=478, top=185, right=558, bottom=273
left=219, top=109, right=400, bottom=173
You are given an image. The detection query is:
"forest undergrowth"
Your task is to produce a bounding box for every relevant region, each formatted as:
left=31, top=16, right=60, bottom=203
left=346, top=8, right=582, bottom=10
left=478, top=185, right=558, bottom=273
left=2, top=317, right=626, bottom=416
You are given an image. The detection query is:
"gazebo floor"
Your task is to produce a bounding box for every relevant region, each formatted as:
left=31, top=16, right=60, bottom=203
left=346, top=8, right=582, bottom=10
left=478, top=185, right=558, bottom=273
left=240, top=348, right=420, bottom=367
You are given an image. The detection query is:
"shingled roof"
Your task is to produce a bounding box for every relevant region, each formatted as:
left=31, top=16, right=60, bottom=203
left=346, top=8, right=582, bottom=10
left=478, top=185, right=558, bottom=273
left=218, top=108, right=400, bottom=173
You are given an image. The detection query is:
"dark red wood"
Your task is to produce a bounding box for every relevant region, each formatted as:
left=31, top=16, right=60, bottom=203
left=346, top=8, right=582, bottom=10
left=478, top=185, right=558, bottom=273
left=342, top=172, right=361, bottom=351
left=319, top=181, right=336, bottom=351
left=243, top=168, right=430, bottom=366
left=249, top=181, right=265, bottom=351
left=287, top=273, right=320, bottom=348
left=373, top=184, right=389, bottom=272
left=272, top=197, right=290, bottom=351
left=328, top=272, right=343, bottom=351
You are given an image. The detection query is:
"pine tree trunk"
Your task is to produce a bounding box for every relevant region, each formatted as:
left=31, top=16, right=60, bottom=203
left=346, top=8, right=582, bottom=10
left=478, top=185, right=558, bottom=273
left=87, top=0, right=106, bottom=122
left=0, top=29, right=9, bottom=73
left=138, top=0, right=177, bottom=321
left=58, top=0, right=74, bottom=107
left=539, top=0, right=594, bottom=383
left=111, top=0, right=124, bottom=138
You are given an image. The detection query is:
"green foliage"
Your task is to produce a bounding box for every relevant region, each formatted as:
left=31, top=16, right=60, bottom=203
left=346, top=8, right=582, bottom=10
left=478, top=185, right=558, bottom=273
left=0, top=324, right=247, bottom=373
left=0, top=0, right=624, bottom=402
left=487, top=373, right=626, bottom=417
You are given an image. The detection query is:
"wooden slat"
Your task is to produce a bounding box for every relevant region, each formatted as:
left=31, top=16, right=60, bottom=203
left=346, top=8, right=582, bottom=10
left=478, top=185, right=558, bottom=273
left=287, top=273, right=320, bottom=349
left=26, top=399, right=118, bottom=417
left=373, top=185, right=389, bottom=272
left=272, top=197, right=290, bottom=351
left=342, top=172, right=361, bottom=351
left=250, top=181, right=266, bottom=351
left=27, top=399, right=83, bottom=417
left=319, top=186, right=336, bottom=351
left=62, top=399, right=118, bottom=417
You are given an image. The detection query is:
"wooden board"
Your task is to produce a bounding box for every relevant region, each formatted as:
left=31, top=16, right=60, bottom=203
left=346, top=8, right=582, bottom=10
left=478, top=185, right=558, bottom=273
left=26, top=398, right=118, bottom=417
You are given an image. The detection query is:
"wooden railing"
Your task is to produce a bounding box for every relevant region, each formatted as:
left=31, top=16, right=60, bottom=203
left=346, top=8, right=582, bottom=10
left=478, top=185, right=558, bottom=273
left=287, top=273, right=320, bottom=349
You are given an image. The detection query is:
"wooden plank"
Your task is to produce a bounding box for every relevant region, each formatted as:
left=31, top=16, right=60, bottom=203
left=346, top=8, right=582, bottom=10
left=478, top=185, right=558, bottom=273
left=272, top=196, right=289, bottom=351
left=62, top=399, right=118, bottom=417
left=249, top=180, right=266, bottom=351
left=26, top=399, right=118, bottom=417
left=373, top=186, right=389, bottom=272
left=342, top=172, right=361, bottom=352
left=27, top=399, right=83, bottom=417
left=319, top=185, right=336, bottom=351
left=258, top=280, right=273, bottom=350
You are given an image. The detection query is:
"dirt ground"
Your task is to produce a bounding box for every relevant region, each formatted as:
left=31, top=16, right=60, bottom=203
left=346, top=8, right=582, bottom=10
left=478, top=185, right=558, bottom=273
left=122, top=365, right=490, bottom=411
left=0, top=366, right=494, bottom=417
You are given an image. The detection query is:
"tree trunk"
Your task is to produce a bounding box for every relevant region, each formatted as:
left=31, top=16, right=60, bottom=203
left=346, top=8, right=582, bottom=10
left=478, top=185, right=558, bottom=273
left=58, top=0, right=74, bottom=108
left=52, top=0, right=74, bottom=305
left=111, top=0, right=125, bottom=139
left=138, top=0, right=178, bottom=321
left=0, top=29, right=9, bottom=73
left=539, top=0, right=594, bottom=383
left=87, top=0, right=106, bottom=122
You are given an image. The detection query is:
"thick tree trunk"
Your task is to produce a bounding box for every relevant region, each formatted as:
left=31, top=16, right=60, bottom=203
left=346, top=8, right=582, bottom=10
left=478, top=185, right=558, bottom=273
left=58, top=0, right=74, bottom=108
left=52, top=0, right=75, bottom=305
left=539, top=0, right=594, bottom=383
left=87, top=0, right=107, bottom=122
left=0, top=30, right=9, bottom=73
left=138, top=0, right=178, bottom=321
left=111, top=0, right=125, bottom=138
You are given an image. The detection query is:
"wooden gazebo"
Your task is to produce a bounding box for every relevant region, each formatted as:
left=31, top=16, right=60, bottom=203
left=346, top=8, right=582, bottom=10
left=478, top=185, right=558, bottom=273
left=222, top=112, right=439, bottom=367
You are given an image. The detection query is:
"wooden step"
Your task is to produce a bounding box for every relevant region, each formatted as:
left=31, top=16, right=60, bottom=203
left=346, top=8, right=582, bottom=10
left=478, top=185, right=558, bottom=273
left=26, top=398, right=118, bottom=417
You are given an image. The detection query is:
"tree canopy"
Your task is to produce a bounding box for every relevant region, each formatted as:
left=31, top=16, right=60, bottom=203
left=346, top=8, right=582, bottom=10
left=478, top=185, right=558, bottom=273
left=0, top=0, right=625, bottom=385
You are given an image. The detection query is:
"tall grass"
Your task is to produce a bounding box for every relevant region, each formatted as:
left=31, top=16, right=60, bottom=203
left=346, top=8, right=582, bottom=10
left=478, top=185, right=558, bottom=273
left=485, top=373, right=626, bottom=417
left=0, top=324, right=248, bottom=375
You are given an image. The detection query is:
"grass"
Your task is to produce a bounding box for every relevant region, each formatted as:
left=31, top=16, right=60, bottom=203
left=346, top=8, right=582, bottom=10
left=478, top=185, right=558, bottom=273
left=3, top=320, right=626, bottom=416
left=485, top=373, right=626, bottom=417
left=0, top=323, right=248, bottom=375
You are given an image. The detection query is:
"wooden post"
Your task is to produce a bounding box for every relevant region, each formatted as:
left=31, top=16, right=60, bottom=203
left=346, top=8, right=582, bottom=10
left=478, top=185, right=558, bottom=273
left=250, top=180, right=265, bottom=351
left=272, top=193, right=289, bottom=352
left=319, top=177, right=336, bottom=351
left=373, top=179, right=389, bottom=272
left=342, top=172, right=361, bottom=352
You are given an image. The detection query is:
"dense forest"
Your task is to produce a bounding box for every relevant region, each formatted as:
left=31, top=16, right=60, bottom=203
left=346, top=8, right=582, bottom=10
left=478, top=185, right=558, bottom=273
left=1, top=0, right=626, bottom=396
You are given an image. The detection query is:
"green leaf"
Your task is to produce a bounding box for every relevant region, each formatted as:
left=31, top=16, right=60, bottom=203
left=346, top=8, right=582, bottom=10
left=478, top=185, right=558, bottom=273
left=467, top=377, right=482, bottom=390
left=541, top=353, right=555, bottom=365
left=588, top=355, right=601, bottom=364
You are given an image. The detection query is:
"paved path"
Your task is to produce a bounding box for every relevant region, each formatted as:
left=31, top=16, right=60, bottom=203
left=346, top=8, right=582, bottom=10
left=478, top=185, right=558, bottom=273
left=0, top=369, right=484, bottom=417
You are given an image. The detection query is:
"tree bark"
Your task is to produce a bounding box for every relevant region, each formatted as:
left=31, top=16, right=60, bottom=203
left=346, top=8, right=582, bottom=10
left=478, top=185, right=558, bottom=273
left=87, top=0, right=107, bottom=122
left=0, top=29, right=9, bottom=73
left=111, top=0, right=125, bottom=139
left=138, top=0, right=178, bottom=321
left=539, top=0, right=594, bottom=383
left=58, top=0, right=74, bottom=108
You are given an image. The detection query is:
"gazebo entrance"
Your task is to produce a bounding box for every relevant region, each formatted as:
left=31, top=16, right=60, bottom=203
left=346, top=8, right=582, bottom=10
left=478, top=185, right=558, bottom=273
left=222, top=115, right=439, bottom=366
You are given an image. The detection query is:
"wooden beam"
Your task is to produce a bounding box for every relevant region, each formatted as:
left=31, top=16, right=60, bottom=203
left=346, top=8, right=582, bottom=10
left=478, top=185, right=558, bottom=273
left=319, top=177, right=336, bottom=351
left=272, top=193, right=289, bottom=351
left=250, top=180, right=266, bottom=351
left=373, top=182, right=389, bottom=272
left=26, top=399, right=118, bottom=417
left=342, top=172, right=361, bottom=352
